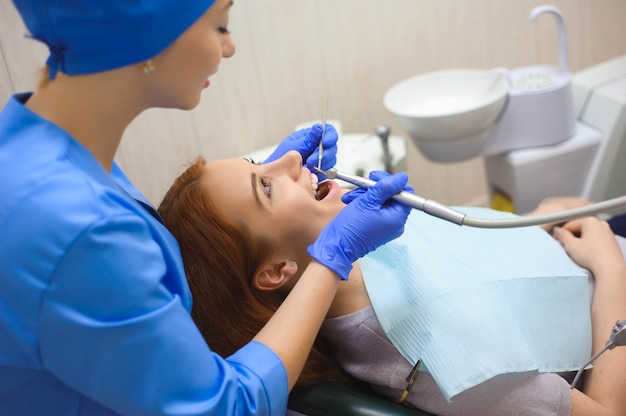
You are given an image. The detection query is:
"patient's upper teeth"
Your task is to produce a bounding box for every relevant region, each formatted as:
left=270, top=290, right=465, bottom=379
left=311, top=173, right=319, bottom=195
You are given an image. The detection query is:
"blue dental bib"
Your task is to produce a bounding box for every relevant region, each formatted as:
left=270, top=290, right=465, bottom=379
left=360, top=207, right=591, bottom=401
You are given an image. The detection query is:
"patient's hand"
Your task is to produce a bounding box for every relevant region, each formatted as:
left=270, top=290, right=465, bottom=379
left=527, top=196, right=594, bottom=231
left=554, top=217, right=624, bottom=275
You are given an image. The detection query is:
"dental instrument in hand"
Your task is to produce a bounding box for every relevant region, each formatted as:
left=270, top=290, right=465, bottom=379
left=313, top=167, right=626, bottom=229
left=318, top=101, right=328, bottom=170
left=570, top=320, right=626, bottom=389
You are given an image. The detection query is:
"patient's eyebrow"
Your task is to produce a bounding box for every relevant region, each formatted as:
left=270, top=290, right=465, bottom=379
left=250, top=172, right=262, bottom=208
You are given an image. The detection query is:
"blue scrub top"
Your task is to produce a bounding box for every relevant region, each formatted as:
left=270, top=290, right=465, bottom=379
left=0, top=94, right=288, bottom=415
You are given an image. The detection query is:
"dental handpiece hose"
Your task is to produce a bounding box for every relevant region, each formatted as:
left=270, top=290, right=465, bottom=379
left=321, top=168, right=626, bottom=229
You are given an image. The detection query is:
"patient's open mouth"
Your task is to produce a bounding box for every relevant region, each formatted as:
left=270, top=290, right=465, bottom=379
left=315, top=181, right=331, bottom=201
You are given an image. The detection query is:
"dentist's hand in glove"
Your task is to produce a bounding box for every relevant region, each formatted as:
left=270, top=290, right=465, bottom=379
left=264, top=123, right=338, bottom=179
left=308, top=171, right=413, bottom=280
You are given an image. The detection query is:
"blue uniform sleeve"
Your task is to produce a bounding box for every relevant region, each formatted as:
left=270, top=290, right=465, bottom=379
left=39, top=214, right=288, bottom=415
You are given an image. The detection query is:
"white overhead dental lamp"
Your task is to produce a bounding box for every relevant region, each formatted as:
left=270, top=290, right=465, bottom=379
left=384, top=5, right=626, bottom=215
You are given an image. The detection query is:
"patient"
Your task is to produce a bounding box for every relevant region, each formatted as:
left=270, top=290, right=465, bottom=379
left=158, top=151, right=626, bottom=416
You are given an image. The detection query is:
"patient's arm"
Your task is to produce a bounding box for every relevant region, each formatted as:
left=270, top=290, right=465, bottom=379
left=526, top=196, right=593, bottom=231
left=555, top=218, right=626, bottom=416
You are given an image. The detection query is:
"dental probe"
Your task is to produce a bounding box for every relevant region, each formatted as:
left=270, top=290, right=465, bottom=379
left=318, top=101, right=328, bottom=170
left=314, top=167, right=626, bottom=229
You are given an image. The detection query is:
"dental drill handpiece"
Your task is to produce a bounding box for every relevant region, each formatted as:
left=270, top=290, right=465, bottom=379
left=317, top=167, right=468, bottom=225
left=314, top=167, right=626, bottom=228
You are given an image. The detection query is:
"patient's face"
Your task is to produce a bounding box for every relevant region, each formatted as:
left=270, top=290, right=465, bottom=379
left=202, top=151, right=345, bottom=259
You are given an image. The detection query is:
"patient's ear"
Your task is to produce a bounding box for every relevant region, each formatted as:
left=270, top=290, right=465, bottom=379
left=254, top=260, right=298, bottom=291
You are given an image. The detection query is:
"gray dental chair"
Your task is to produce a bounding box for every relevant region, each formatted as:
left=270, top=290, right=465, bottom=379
left=288, top=381, right=436, bottom=416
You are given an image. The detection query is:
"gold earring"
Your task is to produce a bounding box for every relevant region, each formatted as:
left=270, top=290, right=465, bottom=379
left=143, top=60, right=155, bottom=74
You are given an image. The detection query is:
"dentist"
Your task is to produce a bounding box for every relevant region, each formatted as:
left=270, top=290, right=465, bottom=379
left=0, top=1, right=412, bottom=415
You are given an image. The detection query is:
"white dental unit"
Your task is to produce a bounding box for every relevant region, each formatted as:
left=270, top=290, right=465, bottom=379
left=485, top=55, right=626, bottom=214
left=384, top=5, right=626, bottom=215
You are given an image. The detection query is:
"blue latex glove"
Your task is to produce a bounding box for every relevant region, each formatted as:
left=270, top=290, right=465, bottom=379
left=307, top=171, right=413, bottom=280
left=263, top=124, right=338, bottom=178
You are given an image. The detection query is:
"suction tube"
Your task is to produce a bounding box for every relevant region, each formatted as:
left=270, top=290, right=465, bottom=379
left=320, top=168, right=626, bottom=229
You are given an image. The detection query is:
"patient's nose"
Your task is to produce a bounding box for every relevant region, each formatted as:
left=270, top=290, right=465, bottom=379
left=273, top=151, right=302, bottom=179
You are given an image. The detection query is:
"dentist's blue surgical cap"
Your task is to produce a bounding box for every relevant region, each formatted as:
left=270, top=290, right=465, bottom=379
left=12, top=0, right=217, bottom=79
